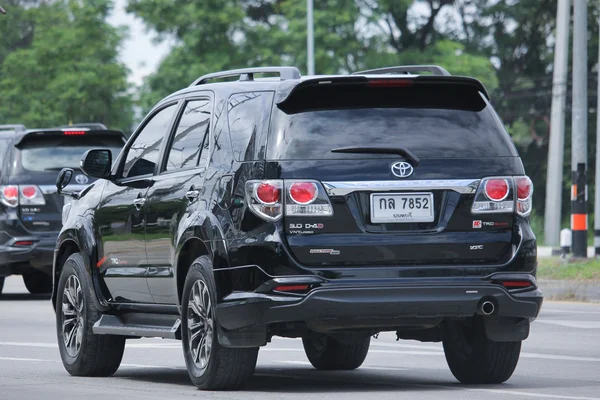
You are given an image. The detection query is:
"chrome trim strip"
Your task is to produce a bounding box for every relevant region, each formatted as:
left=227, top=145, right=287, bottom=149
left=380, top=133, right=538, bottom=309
left=322, top=179, right=480, bottom=196
left=39, top=184, right=90, bottom=194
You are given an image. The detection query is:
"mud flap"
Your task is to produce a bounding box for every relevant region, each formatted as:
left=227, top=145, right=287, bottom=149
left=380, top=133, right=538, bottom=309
left=483, top=316, right=530, bottom=342
left=217, top=324, right=267, bottom=348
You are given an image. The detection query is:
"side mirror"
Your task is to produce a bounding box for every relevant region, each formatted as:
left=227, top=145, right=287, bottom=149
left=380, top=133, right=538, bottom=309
left=81, top=149, right=112, bottom=179
left=56, top=168, right=74, bottom=194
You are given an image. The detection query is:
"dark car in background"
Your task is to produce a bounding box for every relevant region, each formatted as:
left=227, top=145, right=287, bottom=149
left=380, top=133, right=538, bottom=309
left=0, top=123, right=126, bottom=294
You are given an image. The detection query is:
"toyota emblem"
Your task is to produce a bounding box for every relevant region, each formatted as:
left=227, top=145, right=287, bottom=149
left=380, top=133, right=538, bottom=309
left=75, top=174, right=89, bottom=185
left=391, top=161, right=414, bottom=178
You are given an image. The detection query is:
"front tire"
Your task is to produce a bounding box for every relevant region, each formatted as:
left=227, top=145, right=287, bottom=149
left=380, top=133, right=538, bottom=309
left=302, top=334, right=370, bottom=370
left=443, top=318, right=521, bottom=384
left=55, top=253, right=125, bottom=376
left=23, top=270, right=52, bottom=294
left=181, top=255, right=258, bottom=390
left=0, top=276, right=4, bottom=295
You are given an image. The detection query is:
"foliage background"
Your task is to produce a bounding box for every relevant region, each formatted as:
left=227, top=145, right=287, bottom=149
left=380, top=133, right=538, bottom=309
left=1, top=0, right=599, bottom=243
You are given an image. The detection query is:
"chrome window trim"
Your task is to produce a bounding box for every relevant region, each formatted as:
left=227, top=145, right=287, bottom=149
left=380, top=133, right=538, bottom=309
left=322, top=179, right=480, bottom=196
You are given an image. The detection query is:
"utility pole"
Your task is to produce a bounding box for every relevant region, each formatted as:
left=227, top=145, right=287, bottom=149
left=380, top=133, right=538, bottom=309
left=595, top=14, right=600, bottom=256
left=545, top=0, right=571, bottom=247
left=307, top=0, right=315, bottom=76
left=571, top=0, right=588, bottom=258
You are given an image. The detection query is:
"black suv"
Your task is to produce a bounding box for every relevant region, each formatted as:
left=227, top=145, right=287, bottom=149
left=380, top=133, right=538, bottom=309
left=52, top=65, right=542, bottom=390
left=0, top=124, right=125, bottom=294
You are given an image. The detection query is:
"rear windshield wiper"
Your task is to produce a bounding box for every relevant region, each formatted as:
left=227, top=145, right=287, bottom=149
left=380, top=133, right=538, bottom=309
left=330, top=146, right=420, bottom=166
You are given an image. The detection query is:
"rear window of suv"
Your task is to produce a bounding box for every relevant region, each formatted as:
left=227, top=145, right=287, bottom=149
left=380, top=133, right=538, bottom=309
left=19, top=136, right=124, bottom=172
left=268, top=82, right=518, bottom=160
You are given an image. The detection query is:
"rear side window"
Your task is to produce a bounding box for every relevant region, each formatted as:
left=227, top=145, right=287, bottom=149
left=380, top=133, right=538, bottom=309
left=227, top=91, right=274, bottom=161
left=165, top=99, right=211, bottom=172
left=19, top=136, right=124, bottom=172
left=268, top=83, right=517, bottom=160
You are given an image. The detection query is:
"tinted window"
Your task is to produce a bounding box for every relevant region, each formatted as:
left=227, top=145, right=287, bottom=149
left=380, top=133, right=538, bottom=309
left=268, top=106, right=517, bottom=160
left=123, top=104, right=176, bottom=178
left=227, top=91, right=274, bottom=161
left=19, top=136, right=123, bottom=172
left=165, top=99, right=211, bottom=172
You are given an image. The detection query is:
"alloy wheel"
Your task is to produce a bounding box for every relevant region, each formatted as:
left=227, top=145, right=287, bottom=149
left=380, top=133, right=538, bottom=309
left=61, top=275, right=84, bottom=357
left=187, top=279, right=214, bottom=372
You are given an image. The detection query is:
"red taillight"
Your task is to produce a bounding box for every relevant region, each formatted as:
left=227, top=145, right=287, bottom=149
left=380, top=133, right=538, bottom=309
left=274, top=284, right=309, bottom=292
left=289, top=182, right=318, bottom=204
left=368, top=79, right=413, bottom=87
left=21, top=186, right=37, bottom=198
left=484, top=179, right=509, bottom=201
left=14, top=241, right=34, bottom=246
left=255, top=183, right=280, bottom=204
left=63, top=130, right=86, bottom=135
left=3, top=186, right=18, bottom=199
left=516, top=177, right=532, bottom=200
left=501, top=281, right=533, bottom=288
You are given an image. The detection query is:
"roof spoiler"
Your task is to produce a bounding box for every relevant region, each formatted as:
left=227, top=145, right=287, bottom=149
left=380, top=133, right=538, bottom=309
left=14, top=128, right=126, bottom=146
left=276, top=74, right=490, bottom=108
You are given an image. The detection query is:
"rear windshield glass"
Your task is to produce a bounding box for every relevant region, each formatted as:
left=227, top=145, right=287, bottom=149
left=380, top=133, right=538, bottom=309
left=268, top=85, right=517, bottom=160
left=19, top=136, right=124, bottom=172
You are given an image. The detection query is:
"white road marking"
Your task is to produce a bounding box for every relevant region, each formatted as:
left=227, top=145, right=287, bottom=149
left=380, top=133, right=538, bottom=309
left=541, top=309, right=600, bottom=315
left=0, top=355, right=183, bottom=370
left=2, top=342, right=599, bottom=362
left=0, top=357, right=55, bottom=363
left=536, top=320, right=600, bottom=329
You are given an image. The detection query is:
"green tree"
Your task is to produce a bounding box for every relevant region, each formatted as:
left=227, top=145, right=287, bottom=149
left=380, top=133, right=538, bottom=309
left=0, top=0, right=133, bottom=132
left=129, top=0, right=497, bottom=111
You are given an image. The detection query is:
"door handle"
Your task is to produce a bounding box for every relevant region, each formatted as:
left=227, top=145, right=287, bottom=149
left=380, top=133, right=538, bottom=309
left=186, top=190, right=200, bottom=202
left=133, top=198, right=146, bottom=210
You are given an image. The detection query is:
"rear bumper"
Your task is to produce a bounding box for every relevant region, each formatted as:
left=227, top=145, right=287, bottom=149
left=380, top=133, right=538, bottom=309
left=217, top=280, right=543, bottom=332
left=0, top=234, right=57, bottom=275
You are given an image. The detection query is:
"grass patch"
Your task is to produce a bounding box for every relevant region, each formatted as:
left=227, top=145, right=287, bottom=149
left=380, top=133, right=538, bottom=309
left=537, top=257, right=600, bottom=281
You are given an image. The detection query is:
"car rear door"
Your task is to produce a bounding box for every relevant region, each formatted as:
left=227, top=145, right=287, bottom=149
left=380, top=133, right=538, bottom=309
left=266, top=77, right=524, bottom=272
left=144, top=95, right=213, bottom=304
left=95, top=104, right=178, bottom=304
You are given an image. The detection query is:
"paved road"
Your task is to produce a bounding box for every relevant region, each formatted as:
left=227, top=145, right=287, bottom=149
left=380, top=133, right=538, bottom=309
left=1, top=277, right=599, bottom=400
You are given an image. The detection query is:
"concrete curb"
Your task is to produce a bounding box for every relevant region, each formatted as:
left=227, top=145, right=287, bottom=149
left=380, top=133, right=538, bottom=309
left=538, top=279, right=600, bottom=303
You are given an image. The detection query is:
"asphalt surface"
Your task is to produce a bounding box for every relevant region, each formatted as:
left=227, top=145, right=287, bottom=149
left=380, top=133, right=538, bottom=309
left=1, top=276, right=600, bottom=400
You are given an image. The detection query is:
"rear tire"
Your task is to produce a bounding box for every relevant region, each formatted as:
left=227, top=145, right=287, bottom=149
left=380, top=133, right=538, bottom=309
left=443, top=318, right=521, bottom=384
left=0, top=277, right=4, bottom=295
left=302, top=334, right=370, bottom=370
left=56, top=253, right=125, bottom=376
left=23, top=270, right=52, bottom=294
left=181, top=255, right=259, bottom=390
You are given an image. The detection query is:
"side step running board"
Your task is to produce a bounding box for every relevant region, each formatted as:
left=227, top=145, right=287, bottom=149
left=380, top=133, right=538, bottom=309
left=93, top=313, right=181, bottom=339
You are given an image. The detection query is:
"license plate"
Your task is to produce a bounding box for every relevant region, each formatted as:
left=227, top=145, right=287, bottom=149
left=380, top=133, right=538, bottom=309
left=370, top=192, right=434, bottom=223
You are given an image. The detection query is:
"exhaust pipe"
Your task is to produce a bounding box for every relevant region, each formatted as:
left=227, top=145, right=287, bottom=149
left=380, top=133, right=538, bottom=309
left=478, top=300, right=495, bottom=316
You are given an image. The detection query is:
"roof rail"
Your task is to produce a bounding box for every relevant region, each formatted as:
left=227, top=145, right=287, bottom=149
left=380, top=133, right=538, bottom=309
left=0, top=124, right=26, bottom=132
left=352, top=65, right=451, bottom=77
left=190, top=67, right=302, bottom=87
